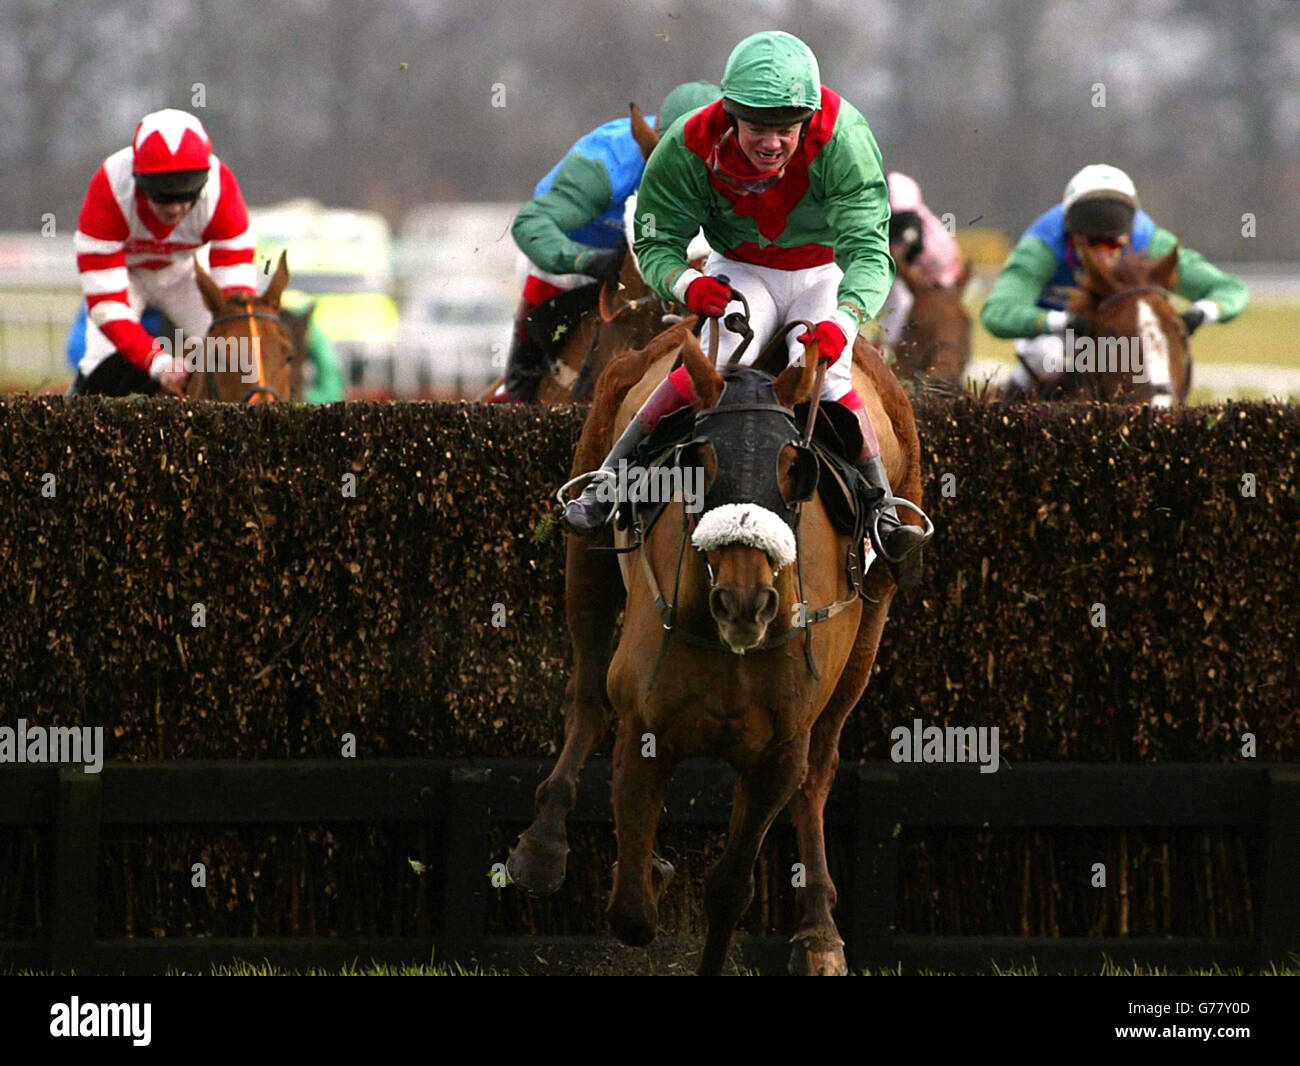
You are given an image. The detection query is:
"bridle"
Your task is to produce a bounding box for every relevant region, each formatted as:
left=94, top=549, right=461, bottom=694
left=204, top=307, right=288, bottom=403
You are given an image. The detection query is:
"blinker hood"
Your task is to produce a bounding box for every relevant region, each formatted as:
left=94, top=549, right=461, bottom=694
left=690, top=368, right=811, bottom=532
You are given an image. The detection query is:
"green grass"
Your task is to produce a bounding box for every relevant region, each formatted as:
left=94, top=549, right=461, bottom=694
left=9, top=956, right=1297, bottom=976
left=969, top=297, right=1300, bottom=371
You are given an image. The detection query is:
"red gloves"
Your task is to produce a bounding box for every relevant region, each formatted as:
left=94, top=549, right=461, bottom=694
left=684, top=276, right=733, bottom=317
left=797, top=319, right=847, bottom=364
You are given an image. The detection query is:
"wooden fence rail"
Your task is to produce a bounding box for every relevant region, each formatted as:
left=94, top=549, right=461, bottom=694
left=0, top=759, right=1295, bottom=975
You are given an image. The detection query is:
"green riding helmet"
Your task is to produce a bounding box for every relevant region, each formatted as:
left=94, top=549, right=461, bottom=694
left=721, top=30, right=821, bottom=127
left=657, top=81, right=722, bottom=134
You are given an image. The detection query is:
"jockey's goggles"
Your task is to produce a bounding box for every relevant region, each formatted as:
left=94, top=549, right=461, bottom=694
left=135, top=169, right=209, bottom=203
left=1078, top=234, right=1128, bottom=250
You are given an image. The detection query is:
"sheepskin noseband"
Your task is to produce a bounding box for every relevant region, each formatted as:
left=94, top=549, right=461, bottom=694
left=691, top=502, right=797, bottom=570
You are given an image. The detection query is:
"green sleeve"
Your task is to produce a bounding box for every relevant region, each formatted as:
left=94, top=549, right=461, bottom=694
left=816, top=110, right=895, bottom=331
left=980, top=236, right=1057, bottom=338
left=511, top=154, right=614, bottom=277
left=632, top=134, right=711, bottom=303
left=304, top=319, right=345, bottom=404
left=1148, top=227, right=1249, bottom=323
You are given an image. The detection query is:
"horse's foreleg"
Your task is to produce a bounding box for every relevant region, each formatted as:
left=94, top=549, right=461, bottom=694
left=789, top=595, right=894, bottom=975
left=506, top=534, right=623, bottom=893
left=788, top=711, right=847, bottom=976
left=698, top=731, right=811, bottom=976
left=607, top=713, right=676, bottom=947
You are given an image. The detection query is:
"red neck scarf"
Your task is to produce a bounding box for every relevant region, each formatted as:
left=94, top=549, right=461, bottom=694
left=706, top=126, right=799, bottom=196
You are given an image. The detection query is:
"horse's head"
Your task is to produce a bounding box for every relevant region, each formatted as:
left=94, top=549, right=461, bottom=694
left=194, top=251, right=296, bottom=403
left=676, top=331, right=821, bottom=653
left=1069, top=244, right=1188, bottom=404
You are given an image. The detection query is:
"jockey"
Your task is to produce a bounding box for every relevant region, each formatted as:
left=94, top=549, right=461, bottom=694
left=69, top=108, right=258, bottom=397
left=490, top=81, right=722, bottom=403
left=876, top=171, right=965, bottom=346
left=563, top=30, right=930, bottom=586
left=981, top=163, right=1249, bottom=394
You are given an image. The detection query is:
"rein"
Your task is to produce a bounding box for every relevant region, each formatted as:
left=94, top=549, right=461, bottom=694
left=205, top=307, right=284, bottom=404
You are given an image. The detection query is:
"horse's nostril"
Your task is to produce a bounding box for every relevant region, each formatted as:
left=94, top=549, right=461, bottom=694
left=710, top=587, right=736, bottom=622
left=755, top=586, right=779, bottom=625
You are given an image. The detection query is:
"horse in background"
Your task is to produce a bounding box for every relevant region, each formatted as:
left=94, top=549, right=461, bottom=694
left=482, top=104, right=699, bottom=405
left=188, top=251, right=297, bottom=403
left=891, top=258, right=971, bottom=398
left=1064, top=244, right=1190, bottom=404
left=1003, top=245, right=1190, bottom=405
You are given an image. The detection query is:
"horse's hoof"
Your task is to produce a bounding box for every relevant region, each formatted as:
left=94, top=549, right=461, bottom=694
left=505, top=832, right=568, bottom=894
left=788, top=937, right=848, bottom=976
left=607, top=903, right=658, bottom=948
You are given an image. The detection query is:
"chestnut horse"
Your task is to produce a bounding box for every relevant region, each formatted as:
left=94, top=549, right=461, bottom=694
left=1010, top=245, right=1190, bottom=404
left=187, top=251, right=296, bottom=403
left=891, top=258, right=971, bottom=398
left=481, top=105, right=688, bottom=405
left=508, top=323, right=924, bottom=975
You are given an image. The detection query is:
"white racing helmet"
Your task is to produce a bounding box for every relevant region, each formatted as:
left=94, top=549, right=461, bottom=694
left=1062, top=164, right=1138, bottom=239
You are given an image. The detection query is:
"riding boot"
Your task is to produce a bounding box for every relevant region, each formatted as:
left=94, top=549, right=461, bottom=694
left=562, top=369, right=695, bottom=534
left=493, top=299, right=551, bottom=403
left=857, top=453, right=932, bottom=591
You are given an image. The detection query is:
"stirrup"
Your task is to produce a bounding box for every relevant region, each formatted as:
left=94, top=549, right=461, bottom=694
left=871, top=495, right=935, bottom=565
left=555, top=467, right=619, bottom=525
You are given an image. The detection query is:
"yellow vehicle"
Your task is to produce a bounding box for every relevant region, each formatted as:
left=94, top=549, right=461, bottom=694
left=250, top=200, right=400, bottom=389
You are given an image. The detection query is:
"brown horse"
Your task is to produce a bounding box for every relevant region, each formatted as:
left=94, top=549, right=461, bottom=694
left=187, top=251, right=296, bottom=403
left=481, top=104, right=687, bottom=405
left=1065, top=244, right=1190, bottom=404
left=1009, top=245, right=1190, bottom=404
left=891, top=258, right=971, bottom=397
left=277, top=302, right=313, bottom=400
left=507, top=323, right=924, bottom=975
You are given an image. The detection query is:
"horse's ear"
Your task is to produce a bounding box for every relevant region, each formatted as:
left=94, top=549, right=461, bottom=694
left=194, top=257, right=225, bottom=314
left=262, top=251, right=290, bottom=309
left=680, top=327, right=722, bottom=409
left=1149, top=243, right=1179, bottom=290
left=630, top=103, right=659, bottom=161
left=774, top=339, right=819, bottom=408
